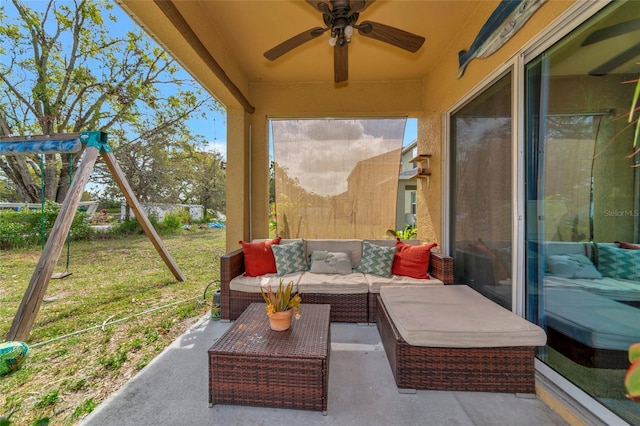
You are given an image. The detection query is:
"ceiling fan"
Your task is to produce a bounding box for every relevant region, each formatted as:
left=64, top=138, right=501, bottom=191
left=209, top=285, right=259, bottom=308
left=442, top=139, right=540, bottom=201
left=263, top=0, right=425, bottom=83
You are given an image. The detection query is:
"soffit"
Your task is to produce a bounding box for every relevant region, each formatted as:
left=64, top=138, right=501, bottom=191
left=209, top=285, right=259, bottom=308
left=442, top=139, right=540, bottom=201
left=118, top=0, right=482, bottom=89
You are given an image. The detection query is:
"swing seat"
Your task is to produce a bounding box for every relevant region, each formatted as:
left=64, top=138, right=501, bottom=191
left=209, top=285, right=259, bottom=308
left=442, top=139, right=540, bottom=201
left=51, top=271, right=72, bottom=279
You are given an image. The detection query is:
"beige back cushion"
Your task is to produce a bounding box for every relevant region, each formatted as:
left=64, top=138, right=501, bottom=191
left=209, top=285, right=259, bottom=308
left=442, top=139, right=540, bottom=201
left=305, top=239, right=363, bottom=267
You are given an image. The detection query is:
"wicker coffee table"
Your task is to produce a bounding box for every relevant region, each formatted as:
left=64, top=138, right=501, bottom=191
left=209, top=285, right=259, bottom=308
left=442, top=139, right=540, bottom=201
left=208, top=303, right=331, bottom=414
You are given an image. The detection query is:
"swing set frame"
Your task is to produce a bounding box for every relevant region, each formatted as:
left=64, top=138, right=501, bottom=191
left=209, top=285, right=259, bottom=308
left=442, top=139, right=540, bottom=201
left=0, top=131, right=186, bottom=342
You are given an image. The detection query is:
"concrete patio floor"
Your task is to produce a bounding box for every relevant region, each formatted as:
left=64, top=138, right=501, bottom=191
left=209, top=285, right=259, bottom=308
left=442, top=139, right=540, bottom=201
left=80, top=313, right=571, bottom=426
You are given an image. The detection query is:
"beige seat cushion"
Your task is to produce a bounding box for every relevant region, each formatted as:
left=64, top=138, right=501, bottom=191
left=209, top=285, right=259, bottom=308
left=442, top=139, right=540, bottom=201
left=297, top=272, right=369, bottom=294
left=366, top=274, right=443, bottom=293
left=380, top=285, right=547, bottom=348
left=229, top=273, right=303, bottom=293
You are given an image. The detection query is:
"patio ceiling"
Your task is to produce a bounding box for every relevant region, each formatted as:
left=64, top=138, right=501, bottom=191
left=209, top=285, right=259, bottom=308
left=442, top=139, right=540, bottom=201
left=117, top=0, right=483, bottom=107
left=117, top=1, right=640, bottom=112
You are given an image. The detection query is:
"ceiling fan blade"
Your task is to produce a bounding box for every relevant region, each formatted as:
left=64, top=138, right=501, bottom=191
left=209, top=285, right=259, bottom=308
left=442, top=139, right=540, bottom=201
left=264, top=27, right=327, bottom=61
left=582, top=18, right=640, bottom=46
left=334, top=43, right=348, bottom=83
left=357, top=20, right=425, bottom=53
left=589, top=42, right=640, bottom=76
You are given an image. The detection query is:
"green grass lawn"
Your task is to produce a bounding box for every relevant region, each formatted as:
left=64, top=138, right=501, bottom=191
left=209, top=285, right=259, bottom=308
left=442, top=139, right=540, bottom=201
left=541, top=347, right=640, bottom=424
left=0, top=228, right=225, bottom=425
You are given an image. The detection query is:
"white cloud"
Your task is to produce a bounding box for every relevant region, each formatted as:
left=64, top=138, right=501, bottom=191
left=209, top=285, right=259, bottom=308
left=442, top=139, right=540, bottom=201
left=272, top=119, right=404, bottom=196
left=203, top=140, right=226, bottom=159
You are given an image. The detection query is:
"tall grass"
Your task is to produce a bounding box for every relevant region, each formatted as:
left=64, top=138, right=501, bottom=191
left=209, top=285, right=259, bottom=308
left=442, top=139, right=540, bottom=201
left=0, top=229, right=225, bottom=425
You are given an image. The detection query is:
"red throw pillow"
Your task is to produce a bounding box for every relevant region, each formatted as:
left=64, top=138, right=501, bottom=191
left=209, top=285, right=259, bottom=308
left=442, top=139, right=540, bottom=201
left=468, top=238, right=509, bottom=281
left=468, top=238, right=495, bottom=258
left=239, top=237, right=281, bottom=277
left=391, top=238, right=437, bottom=279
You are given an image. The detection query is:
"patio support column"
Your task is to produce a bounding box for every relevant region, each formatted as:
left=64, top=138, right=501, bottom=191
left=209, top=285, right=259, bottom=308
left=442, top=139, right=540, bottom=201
left=247, top=111, right=270, bottom=241
left=226, top=107, right=251, bottom=252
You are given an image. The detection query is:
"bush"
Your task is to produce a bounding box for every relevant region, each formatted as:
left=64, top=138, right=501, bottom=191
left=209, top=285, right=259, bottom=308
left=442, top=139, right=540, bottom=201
left=173, top=208, right=192, bottom=224
left=107, top=210, right=193, bottom=237
left=108, top=213, right=194, bottom=236
left=0, top=203, right=90, bottom=250
left=159, top=211, right=183, bottom=233
left=0, top=204, right=202, bottom=247
left=109, top=217, right=149, bottom=236
left=0, top=219, right=25, bottom=249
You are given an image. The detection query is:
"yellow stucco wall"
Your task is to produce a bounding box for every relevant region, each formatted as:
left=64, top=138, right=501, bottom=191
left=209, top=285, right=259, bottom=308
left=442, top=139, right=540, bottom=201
left=417, top=0, right=576, bottom=249
left=235, top=0, right=576, bottom=251
left=119, top=0, right=577, bottom=253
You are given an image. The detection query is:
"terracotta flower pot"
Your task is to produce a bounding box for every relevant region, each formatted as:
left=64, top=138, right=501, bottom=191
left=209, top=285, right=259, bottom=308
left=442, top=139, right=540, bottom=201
left=269, top=309, right=293, bottom=331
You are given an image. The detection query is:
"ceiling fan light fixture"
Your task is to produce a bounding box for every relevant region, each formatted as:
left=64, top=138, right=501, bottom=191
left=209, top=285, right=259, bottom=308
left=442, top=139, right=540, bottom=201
left=344, top=25, right=354, bottom=40
left=329, top=35, right=338, bottom=46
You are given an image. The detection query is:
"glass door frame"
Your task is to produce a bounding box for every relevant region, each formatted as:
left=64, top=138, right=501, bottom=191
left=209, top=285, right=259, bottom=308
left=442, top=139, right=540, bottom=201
left=442, top=1, right=628, bottom=423
left=519, top=2, right=632, bottom=424
left=442, top=62, right=521, bottom=314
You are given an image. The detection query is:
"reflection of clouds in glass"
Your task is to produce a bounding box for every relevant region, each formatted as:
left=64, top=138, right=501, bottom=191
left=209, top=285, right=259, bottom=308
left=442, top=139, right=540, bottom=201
left=273, top=119, right=404, bottom=196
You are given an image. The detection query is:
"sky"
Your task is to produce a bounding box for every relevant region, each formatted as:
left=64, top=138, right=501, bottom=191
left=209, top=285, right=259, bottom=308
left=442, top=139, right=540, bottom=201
left=108, top=4, right=229, bottom=158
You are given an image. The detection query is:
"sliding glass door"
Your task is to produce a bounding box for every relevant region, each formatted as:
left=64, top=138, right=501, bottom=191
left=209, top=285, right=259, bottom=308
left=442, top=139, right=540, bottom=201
left=450, top=72, right=513, bottom=310
left=525, top=2, right=640, bottom=422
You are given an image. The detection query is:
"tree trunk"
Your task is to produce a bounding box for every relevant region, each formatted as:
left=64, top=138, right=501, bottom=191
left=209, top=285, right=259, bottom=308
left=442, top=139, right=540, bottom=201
left=44, top=154, right=58, bottom=201
left=56, top=150, right=81, bottom=203
left=0, top=156, right=41, bottom=202
left=0, top=144, right=84, bottom=203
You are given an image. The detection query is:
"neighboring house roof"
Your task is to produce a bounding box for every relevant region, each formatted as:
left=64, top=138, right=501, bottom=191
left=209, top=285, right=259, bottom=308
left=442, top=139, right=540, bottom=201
left=403, top=139, right=417, bottom=155
left=400, top=170, right=419, bottom=180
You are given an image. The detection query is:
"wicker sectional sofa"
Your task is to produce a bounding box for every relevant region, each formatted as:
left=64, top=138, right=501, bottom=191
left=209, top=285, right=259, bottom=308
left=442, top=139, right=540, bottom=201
left=376, top=285, right=547, bottom=393
left=219, top=238, right=454, bottom=323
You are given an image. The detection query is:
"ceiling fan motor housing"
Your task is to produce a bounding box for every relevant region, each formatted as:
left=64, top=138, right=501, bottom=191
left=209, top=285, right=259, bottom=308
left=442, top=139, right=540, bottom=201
left=323, top=6, right=360, bottom=45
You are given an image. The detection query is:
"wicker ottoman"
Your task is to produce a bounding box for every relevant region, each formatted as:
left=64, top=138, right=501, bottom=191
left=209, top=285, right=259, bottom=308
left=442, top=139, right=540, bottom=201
left=376, top=286, right=547, bottom=394
left=208, top=303, right=331, bottom=414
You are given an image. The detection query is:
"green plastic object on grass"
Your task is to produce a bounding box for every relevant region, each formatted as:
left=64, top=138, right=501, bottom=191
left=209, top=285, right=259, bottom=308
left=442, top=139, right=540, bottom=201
left=0, top=341, right=29, bottom=376
left=211, top=306, right=221, bottom=321
left=626, top=343, right=640, bottom=401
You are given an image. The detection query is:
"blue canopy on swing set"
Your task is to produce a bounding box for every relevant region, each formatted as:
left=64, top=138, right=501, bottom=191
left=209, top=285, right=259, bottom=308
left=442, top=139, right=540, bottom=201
left=0, top=131, right=111, bottom=155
